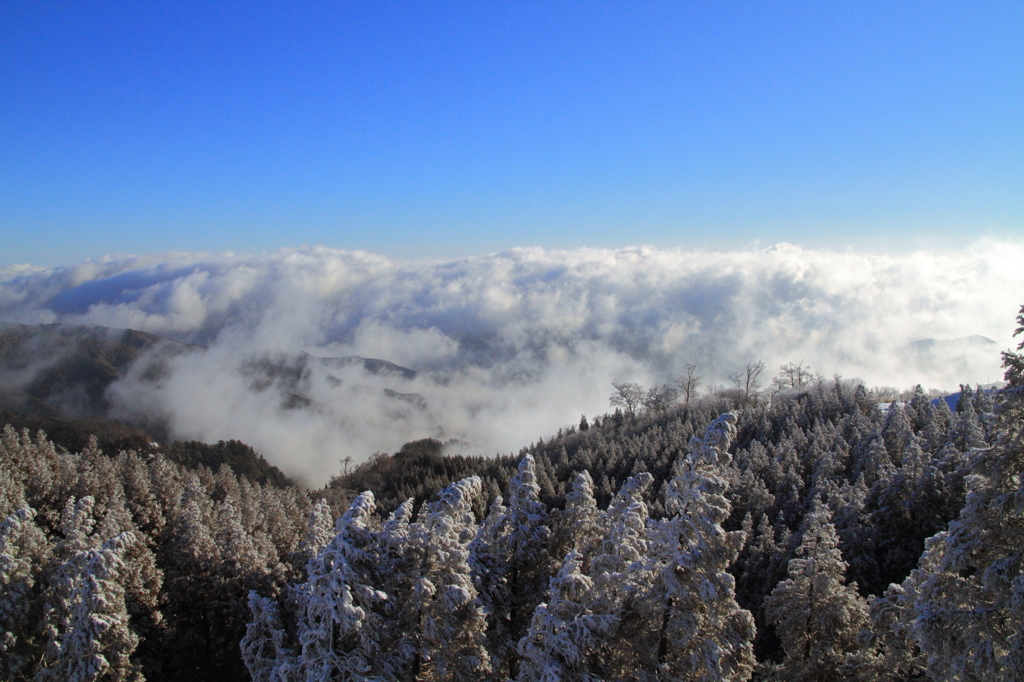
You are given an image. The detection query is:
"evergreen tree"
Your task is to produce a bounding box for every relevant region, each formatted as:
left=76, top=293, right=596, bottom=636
left=516, top=551, right=615, bottom=682
left=908, top=311, right=1024, bottom=680
left=409, top=476, right=491, bottom=681
left=474, top=455, right=551, bottom=678
left=0, top=506, right=49, bottom=680
left=240, top=591, right=293, bottom=682
left=290, top=491, right=383, bottom=681
left=588, top=473, right=654, bottom=679
left=646, top=412, right=756, bottom=682
left=550, top=471, right=602, bottom=566
left=764, top=499, right=868, bottom=682
left=373, top=498, right=419, bottom=680
left=37, top=497, right=141, bottom=682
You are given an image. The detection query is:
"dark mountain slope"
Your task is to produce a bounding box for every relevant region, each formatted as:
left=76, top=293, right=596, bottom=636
left=0, top=322, right=194, bottom=418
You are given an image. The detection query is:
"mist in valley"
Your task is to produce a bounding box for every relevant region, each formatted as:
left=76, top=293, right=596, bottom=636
left=2, top=240, right=1021, bottom=484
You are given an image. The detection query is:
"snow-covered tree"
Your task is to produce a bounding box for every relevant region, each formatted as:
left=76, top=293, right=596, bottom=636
left=907, top=315, right=1024, bottom=680
left=471, top=455, right=551, bottom=678
left=0, top=505, right=49, bottom=679
left=646, top=412, right=756, bottom=681
left=301, top=499, right=335, bottom=564
left=409, top=476, right=491, bottom=681
left=517, top=550, right=615, bottom=682
left=240, top=590, right=294, bottom=682
left=610, top=383, right=645, bottom=418
left=37, top=498, right=141, bottom=682
left=587, top=473, right=655, bottom=679
left=735, top=513, right=789, bottom=659
left=589, top=473, right=652, bottom=615
left=372, top=498, right=419, bottom=680
left=289, top=490, right=384, bottom=681
left=764, top=499, right=868, bottom=682
left=469, top=494, right=511, bottom=670
left=550, top=471, right=602, bottom=566
left=841, top=580, right=927, bottom=682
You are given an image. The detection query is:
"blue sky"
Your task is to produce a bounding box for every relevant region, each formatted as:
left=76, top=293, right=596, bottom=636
left=2, top=1, right=1021, bottom=266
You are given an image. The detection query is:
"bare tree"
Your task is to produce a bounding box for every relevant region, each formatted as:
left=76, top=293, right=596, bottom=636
left=729, top=361, right=765, bottom=407
left=771, top=361, right=815, bottom=393
left=643, top=384, right=679, bottom=414
left=610, top=382, right=645, bottom=417
left=674, top=363, right=702, bottom=407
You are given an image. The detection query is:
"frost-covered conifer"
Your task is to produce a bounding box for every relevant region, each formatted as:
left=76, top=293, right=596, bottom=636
left=735, top=513, right=787, bottom=658
left=289, top=491, right=383, bottom=681
left=841, top=580, right=926, bottom=682
left=240, top=590, right=294, bottom=682
left=168, top=497, right=219, bottom=571
left=37, top=498, right=141, bottom=682
left=550, top=471, right=602, bottom=567
left=0, top=428, right=29, bottom=518
left=590, top=473, right=652, bottom=615
left=646, top=412, right=756, bottom=682
left=583, top=472, right=655, bottom=678
left=408, top=476, right=490, bottom=681
left=1, top=505, right=49, bottom=679
left=517, top=551, right=615, bottom=682
left=954, top=395, right=988, bottom=451
left=866, top=437, right=945, bottom=592
left=301, top=499, right=335, bottom=564
left=372, top=498, right=418, bottom=679
left=764, top=499, right=868, bottom=682
left=908, top=324, right=1024, bottom=680
left=882, top=403, right=914, bottom=461
left=856, top=434, right=894, bottom=488
left=472, top=456, right=551, bottom=677
left=469, top=494, right=511, bottom=667
left=216, top=497, right=267, bottom=587
left=95, top=490, right=164, bottom=662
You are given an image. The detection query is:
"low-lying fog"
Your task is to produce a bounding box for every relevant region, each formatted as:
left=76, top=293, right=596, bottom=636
left=1, top=241, right=1021, bottom=485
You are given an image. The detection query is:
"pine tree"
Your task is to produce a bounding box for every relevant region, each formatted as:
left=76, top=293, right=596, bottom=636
left=516, top=551, right=615, bottom=682
left=290, top=491, right=383, bottom=681
left=301, top=499, right=335, bottom=565
left=472, top=455, right=551, bottom=678
left=373, top=498, right=418, bottom=680
left=469, top=494, right=511, bottom=671
left=841, top=580, right=926, bottom=682
left=908, top=307, right=1024, bottom=680
left=37, top=497, right=141, bottom=682
left=550, top=471, right=602, bottom=567
left=0, top=505, right=49, bottom=680
left=735, top=513, right=788, bottom=661
left=588, top=473, right=654, bottom=679
left=240, top=590, right=294, bottom=682
left=409, top=476, right=491, bottom=681
left=764, top=499, right=868, bottom=682
left=646, top=412, right=756, bottom=682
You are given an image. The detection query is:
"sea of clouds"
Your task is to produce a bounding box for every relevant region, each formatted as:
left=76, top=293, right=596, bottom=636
left=1, top=241, right=1021, bottom=485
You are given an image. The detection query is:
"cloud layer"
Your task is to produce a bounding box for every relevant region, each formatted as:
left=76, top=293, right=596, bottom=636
left=2, top=241, right=1021, bottom=484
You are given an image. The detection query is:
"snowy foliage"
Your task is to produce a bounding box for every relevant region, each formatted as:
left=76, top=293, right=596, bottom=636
left=764, top=499, right=868, bottom=682
left=36, top=500, right=141, bottom=682
left=646, top=412, right=756, bottom=681
left=517, top=551, right=615, bottom=682
left=0, top=506, right=48, bottom=679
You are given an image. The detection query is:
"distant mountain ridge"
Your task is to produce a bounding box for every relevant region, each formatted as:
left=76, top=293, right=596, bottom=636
left=0, top=321, right=193, bottom=418
left=0, top=321, right=426, bottom=441
left=311, top=353, right=418, bottom=380
left=907, top=335, right=996, bottom=352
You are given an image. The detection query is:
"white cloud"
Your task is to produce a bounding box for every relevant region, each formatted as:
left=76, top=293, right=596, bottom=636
left=2, top=240, right=1022, bottom=484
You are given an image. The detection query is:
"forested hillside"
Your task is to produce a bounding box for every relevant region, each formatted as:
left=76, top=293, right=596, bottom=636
left=2, top=305, right=1023, bottom=680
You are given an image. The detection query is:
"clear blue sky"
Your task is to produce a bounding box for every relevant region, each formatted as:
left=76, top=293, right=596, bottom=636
left=2, top=1, right=1021, bottom=266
